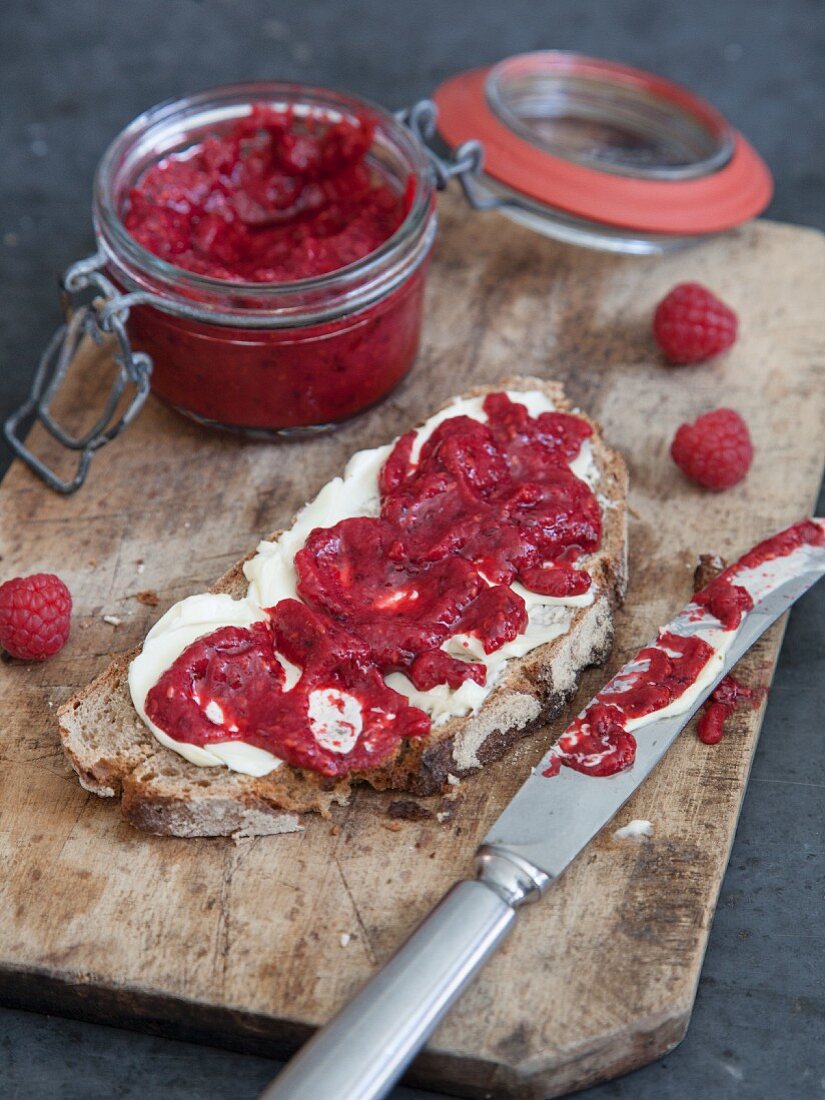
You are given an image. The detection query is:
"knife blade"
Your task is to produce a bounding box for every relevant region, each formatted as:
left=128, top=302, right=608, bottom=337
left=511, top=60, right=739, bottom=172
left=260, top=519, right=825, bottom=1100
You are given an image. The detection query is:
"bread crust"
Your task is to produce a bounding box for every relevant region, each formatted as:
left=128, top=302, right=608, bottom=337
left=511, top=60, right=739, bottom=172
left=58, top=376, right=628, bottom=836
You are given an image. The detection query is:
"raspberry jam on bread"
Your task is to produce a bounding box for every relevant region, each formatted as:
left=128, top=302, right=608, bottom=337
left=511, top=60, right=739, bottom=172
left=145, top=607, right=430, bottom=777
left=140, top=392, right=603, bottom=778
left=60, top=378, right=628, bottom=836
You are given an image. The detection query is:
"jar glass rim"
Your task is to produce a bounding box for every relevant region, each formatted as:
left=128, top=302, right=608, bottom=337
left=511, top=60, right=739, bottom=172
left=93, top=81, right=436, bottom=311
left=484, top=52, right=735, bottom=182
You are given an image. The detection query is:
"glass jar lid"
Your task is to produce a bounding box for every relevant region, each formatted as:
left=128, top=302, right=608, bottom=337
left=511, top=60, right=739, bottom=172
left=433, top=52, right=773, bottom=253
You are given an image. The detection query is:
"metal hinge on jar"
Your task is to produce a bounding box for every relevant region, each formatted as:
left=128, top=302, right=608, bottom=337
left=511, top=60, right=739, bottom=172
left=397, top=100, right=510, bottom=212
left=3, top=254, right=153, bottom=494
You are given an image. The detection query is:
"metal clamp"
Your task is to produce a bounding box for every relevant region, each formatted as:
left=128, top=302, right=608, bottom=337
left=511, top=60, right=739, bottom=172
left=397, top=99, right=509, bottom=212
left=3, top=253, right=153, bottom=494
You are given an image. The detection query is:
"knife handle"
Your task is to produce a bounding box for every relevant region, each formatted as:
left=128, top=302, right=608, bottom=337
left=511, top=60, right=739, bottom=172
left=258, top=855, right=542, bottom=1100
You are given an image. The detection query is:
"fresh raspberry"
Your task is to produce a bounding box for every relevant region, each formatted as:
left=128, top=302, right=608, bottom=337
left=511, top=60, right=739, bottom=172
left=653, top=282, right=738, bottom=364
left=670, top=408, right=753, bottom=490
left=0, top=573, right=72, bottom=661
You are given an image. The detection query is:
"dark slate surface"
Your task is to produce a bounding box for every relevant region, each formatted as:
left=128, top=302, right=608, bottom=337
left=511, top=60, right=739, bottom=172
left=1, top=2, right=822, bottom=1097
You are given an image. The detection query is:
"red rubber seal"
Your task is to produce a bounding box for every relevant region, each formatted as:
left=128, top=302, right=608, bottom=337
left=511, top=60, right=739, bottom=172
left=434, top=57, right=773, bottom=236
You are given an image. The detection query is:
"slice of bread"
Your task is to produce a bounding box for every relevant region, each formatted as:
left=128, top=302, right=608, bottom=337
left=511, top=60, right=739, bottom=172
left=58, top=377, right=628, bottom=837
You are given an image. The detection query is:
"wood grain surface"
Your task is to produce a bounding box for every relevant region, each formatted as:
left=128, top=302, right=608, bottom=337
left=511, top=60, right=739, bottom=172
left=1, top=195, right=823, bottom=1098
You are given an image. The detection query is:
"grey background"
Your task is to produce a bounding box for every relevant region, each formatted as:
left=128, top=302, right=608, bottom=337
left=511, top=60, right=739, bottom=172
left=1, top=1, right=823, bottom=1097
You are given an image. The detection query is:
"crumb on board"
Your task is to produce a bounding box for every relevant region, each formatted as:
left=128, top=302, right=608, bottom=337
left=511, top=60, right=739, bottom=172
left=382, top=820, right=403, bottom=832
left=134, top=590, right=160, bottom=607
left=339, top=933, right=351, bottom=947
left=329, top=824, right=341, bottom=836
left=613, top=819, right=653, bottom=840
left=102, top=615, right=122, bottom=627
left=435, top=786, right=463, bottom=825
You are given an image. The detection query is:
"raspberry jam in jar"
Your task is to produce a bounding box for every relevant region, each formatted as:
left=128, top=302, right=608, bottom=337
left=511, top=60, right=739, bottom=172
left=93, top=84, right=437, bottom=435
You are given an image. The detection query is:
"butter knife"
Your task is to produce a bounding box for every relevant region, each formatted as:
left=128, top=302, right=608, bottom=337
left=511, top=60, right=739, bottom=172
left=260, top=519, right=825, bottom=1100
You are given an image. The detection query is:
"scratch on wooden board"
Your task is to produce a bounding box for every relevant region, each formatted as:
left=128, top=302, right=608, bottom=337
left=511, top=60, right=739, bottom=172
left=211, top=837, right=265, bottom=995
left=333, top=856, right=376, bottom=966
left=53, top=794, right=92, bottom=861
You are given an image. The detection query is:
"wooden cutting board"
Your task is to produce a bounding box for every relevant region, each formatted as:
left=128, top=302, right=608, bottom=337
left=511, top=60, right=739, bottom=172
left=1, top=195, right=823, bottom=1099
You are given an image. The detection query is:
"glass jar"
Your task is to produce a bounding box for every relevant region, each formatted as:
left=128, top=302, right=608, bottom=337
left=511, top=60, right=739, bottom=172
left=94, top=83, right=437, bottom=436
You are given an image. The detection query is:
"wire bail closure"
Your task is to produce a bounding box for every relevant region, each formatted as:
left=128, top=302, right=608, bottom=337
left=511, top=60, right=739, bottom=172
left=3, top=254, right=153, bottom=494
